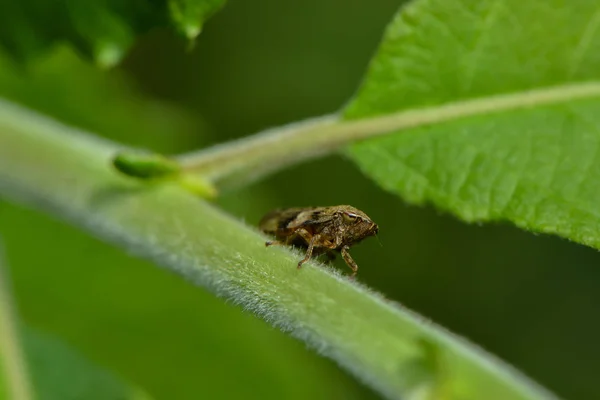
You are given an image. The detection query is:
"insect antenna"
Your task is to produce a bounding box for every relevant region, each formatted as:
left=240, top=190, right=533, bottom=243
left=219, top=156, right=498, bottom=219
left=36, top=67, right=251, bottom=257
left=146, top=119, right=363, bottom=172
left=374, top=232, right=383, bottom=247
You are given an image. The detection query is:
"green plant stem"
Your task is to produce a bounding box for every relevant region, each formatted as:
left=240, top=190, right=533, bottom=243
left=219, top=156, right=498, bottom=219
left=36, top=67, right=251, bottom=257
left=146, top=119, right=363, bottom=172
left=177, top=81, right=600, bottom=189
left=0, top=99, right=558, bottom=400
left=0, top=242, right=35, bottom=400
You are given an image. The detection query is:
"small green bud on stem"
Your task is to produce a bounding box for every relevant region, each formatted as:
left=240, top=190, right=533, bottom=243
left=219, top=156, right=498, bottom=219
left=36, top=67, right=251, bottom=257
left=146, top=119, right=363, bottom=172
left=112, top=151, right=217, bottom=199
left=112, top=152, right=181, bottom=179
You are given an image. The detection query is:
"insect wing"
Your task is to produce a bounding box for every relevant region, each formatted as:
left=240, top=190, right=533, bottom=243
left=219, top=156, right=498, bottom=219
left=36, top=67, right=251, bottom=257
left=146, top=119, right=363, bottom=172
left=285, top=208, right=332, bottom=229
left=259, top=208, right=307, bottom=233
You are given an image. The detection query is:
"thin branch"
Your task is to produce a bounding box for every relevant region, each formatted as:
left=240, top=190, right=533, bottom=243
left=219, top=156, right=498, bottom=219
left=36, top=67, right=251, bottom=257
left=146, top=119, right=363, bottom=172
left=176, top=81, right=600, bottom=189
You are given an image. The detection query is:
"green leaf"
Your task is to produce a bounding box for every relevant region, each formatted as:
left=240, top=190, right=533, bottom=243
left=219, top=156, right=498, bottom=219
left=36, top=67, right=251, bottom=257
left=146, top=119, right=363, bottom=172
left=0, top=0, right=224, bottom=67
left=0, top=244, right=150, bottom=400
left=344, top=0, right=600, bottom=248
left=168, top=0, right=225, bottom=40
left=24, top=328, right=152, bottom=400
left=0, top=249, right=34, bottom=400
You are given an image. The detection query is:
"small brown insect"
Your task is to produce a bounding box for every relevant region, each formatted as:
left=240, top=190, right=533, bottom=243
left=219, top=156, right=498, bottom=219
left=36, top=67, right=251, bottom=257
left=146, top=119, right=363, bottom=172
left=259, top=205, right=379, bottom=276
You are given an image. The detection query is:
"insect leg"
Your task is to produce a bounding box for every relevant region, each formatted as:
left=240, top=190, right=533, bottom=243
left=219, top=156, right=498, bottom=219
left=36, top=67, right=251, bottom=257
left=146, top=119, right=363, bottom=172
left=340, top=246, right=358, bottom=277
left=297, top=233, right=321, bottom=269
left=265, top=231, right=295, bottom=247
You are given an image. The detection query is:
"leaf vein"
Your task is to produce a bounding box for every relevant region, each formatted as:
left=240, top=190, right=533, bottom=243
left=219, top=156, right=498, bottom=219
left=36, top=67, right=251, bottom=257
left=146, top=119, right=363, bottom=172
left=568, top=7, right=600, bottom=79
left=461, top=0, right=504, bottom=93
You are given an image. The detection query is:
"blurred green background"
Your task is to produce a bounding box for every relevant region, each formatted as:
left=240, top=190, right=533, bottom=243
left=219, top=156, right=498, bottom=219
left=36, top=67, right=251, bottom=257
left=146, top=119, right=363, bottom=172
left=1, top=0, right=599, bottom=399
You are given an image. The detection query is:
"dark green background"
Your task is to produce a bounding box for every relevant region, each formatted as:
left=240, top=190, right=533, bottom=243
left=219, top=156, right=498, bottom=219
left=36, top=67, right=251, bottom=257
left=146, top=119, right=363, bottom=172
left=1, top=0, right=599, bottom=399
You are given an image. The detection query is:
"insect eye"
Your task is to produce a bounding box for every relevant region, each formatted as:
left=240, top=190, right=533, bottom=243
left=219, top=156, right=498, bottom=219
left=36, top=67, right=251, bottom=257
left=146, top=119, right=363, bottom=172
left=342, top=212, right=358, bottom=222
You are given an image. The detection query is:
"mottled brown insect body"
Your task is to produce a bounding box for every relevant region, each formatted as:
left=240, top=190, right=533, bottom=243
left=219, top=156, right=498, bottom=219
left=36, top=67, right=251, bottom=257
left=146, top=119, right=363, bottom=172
left=259, top=205, right=378, bottom=276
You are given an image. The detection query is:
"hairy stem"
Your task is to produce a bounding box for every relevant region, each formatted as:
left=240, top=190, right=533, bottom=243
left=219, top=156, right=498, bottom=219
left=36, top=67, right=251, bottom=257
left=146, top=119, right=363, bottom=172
left=0, top=99, right=557, bottom=400
left=177, top=81, right=600, bottom=189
